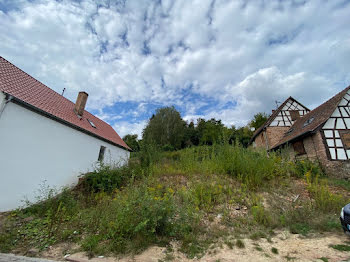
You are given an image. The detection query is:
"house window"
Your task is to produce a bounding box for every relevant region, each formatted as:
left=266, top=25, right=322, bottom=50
left=303, top=117, right=315, bottom=127
left=292, top=140, right=306, bottom=155
left=290, top=110, right=300, bottom=121
left=98, top=146, right=106, bottom=161
left=87, top=119, right=96, bottom=128
left=340, top=132, right=350, bottom=149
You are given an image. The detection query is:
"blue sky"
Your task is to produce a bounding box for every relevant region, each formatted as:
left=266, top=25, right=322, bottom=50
left=0, top=0, right=350, bottom=137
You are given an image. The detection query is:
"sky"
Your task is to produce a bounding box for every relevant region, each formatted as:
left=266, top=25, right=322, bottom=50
left=0, top=0, right=350, bottom=138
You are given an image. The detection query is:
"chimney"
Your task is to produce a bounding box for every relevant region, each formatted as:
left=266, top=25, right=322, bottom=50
left=272, top=110, right=275, bottom=114
left=74, top=91, right=88, bottom=117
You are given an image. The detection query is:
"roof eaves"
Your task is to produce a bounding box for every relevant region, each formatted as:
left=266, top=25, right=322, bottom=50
left=8, top=94, right=132, bottom=152
left=271, top=130, right=313, bottom=150
left=250, top=98, right=292, bottom=142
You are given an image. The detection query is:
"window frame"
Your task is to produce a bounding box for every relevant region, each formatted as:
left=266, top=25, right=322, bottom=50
left=98, top=146, right=106, bottom=162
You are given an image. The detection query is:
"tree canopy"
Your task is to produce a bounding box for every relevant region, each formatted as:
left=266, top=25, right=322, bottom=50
left=128, top=107, right=268, bottom=151
left=122, top=134, right=140, bottom=152
left=249, top=112, right=269, bottom=130
left=142, top=106, right=186, bottom=150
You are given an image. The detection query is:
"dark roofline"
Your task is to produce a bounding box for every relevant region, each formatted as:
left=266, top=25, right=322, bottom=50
left=250, top=96, right=310, bottom=143
left=5, top=92, right=132, bottom=152
left=271, top=85, right=350, bottom=150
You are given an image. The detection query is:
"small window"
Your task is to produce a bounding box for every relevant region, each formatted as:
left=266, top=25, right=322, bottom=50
left=98, top=146, right=106, bottom=161
left=292, top=140, right=306, bottom=155
left=290, top=110, right=300, bottom=121
left=340, top=132, right=350, bottom=149
left=303, top=117, right=314, bottom=127
left=286, top=128, right=294, bottom=135
left=88, top=119, right=96, bottom=128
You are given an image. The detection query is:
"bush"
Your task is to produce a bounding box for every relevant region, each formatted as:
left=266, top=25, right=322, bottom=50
left=306, top=172, right=348, bottom=213
left=80, top=164, right=138, bottom=193
left=294, top=159, right=324, bottom=179
left=76, top=184, right=199, bottom=254
left=138, top=141, right=161, bottom=168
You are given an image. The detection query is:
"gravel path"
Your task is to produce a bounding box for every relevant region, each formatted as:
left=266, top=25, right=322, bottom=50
left=0, top=253, right=63, bottom=262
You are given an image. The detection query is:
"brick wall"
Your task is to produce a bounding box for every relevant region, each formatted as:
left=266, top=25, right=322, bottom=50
left=274, top=130, right=350, bottom=178
left=303, top=131, right=350, bottom=178
left=266, top=126, right=290, bottom=149
left=254, top=132, right=266, bottom=149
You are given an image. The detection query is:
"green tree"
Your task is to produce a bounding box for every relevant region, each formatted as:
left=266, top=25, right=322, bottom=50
left=142, top=106, right=186, bottom=150
left=229, top=126, right=253, bottom=147
left=196, top=118, right=228, bottom=145
left=249, top=112, right=269, bottom=130
left=122, top=134, right=140, bottom=152
left=183, top=121, right=200, bottom=147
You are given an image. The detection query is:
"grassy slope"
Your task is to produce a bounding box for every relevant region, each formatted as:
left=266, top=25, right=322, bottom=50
left=0, top=144, right=348, bottom=259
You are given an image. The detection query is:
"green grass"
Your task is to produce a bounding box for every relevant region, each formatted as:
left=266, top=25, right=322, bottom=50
left=326, top=177, right=350, bottom=191
left=329, top=244, right=350, bottom=252
left=285, top=255, right=297, bottom=261
left=0, top=144, right=348, bottom=258
left=255, top=246, right=263, bottom=252
left=318, top=257, right=329, bottom=262
left=271, top=247, right=278, bottom=254
left=236, top=239, right=245, bottom=249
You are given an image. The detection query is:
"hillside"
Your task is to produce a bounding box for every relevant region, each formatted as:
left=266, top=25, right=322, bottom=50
left=1, top=144, right=350, bottom=261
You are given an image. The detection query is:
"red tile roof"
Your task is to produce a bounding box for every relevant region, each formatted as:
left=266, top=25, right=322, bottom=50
left=0, top=56, right=131, bottom=151
left=273, top=86, right=350, bottom=149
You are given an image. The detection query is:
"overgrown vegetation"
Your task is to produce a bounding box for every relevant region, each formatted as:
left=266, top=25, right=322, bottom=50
left=0, top=143, right=348, bottom=259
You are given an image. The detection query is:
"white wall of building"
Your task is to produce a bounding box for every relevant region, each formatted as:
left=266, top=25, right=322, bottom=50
left=0, top=101, right=130, bottom=211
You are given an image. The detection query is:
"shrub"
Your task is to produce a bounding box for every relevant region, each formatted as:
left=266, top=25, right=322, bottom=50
left=190, top=182, right=228, bottom=211
left=306, top=172, right=348, bottom=213
left=77, top=185, right=200, bottom=254
left=236, top=239, right=245, bottom=248
left=251, top=204, right=272, bottom=227
left=294, top=159, right=324, bottom=179
left=80, top=164, right=138, bottom=193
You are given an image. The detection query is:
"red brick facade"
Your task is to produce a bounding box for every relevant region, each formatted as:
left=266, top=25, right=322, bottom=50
left=253, top=126, right=290, bottom=150
left=285, top=131, right=350, bottom=178
left=266, top=127, right=290, bottom=149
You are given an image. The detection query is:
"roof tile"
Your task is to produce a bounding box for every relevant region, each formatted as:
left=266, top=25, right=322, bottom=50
left=273, top=86, right=350, bottom=148
left=0, top=56, right=131, bottom=151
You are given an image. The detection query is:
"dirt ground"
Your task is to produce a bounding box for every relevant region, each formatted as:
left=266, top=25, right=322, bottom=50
left=40, top=230, right=350, bottom=262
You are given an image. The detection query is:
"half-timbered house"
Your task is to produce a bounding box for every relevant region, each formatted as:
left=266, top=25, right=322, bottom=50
left=273, top=86, right=350, bottom=177
left=250, top=97, right=310, bottom=150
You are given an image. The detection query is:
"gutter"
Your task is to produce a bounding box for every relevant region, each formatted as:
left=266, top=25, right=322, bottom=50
left=0, top=93, right=13, bottom=120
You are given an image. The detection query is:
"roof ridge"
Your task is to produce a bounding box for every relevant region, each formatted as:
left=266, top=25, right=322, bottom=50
left=251, top=96, right=299, bottom=141
left=0, top=55, right=131, bottom=151
left=0, top=56, right=101, bottom=124
left=272, top=85, right=350, bottom=149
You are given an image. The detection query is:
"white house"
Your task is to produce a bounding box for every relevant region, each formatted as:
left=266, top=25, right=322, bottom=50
left=0, top=56, right=131, bottom=211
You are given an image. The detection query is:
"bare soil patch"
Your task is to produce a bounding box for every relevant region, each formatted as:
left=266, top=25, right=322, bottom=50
left=56, top=231, right=350, bottom=262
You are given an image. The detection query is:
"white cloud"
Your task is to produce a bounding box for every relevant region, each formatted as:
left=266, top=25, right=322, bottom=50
left=113, top=120, right=147, bottom=138
left=0, top=0, right=350, bottom=132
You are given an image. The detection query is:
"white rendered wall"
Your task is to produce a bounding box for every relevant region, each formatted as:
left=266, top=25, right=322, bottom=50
left=0, top=101, right=130, bottom=211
